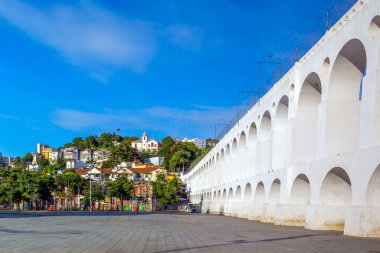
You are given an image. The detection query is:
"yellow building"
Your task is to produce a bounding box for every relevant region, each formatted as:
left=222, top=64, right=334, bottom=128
left=42, top=146, right=53, bottom=160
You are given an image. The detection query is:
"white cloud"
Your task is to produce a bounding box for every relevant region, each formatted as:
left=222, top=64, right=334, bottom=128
left=0, top=1, right=156, bottom=78
left=165, top=24, right=202, bottom=51
left=52, top=105, right=235, bottom=138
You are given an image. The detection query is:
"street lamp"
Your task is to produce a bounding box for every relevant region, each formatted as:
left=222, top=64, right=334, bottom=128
left=89, top=150, right=94, bottom=212
left=10, top=190, right=13, bottom=211
left=67, top=174, right=71, bottom=211
left=89, top=164, right=92, bottom=212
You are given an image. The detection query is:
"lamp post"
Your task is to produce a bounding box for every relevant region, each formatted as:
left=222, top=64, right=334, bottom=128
left=10, top=190, right=13, bottom=211
left=67, top=174, right=71, bottom=211
left=89, top=166, right=92, bottom=212
left=88, top=149, right=94, bottom=212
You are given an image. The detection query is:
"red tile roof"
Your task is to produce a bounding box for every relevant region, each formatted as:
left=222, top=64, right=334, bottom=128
left=99, top=168, right=113, bottom=174
left=129, top=166, right=163, bottom=174
left=76, top=168, right=89, bottom=175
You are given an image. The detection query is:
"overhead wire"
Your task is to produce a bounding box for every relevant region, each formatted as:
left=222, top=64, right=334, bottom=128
left=217, top=0, right=358, bottom=139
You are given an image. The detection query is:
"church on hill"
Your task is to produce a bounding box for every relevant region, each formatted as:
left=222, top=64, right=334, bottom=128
left=131, top=132, right=160, bottom=152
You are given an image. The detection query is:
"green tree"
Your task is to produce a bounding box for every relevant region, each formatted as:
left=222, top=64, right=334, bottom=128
left=55, top=157, right=66, bottom=169
left=83, top=182, right=104, bottom=210
left=109, top=141, right=139, bottom=164
left=169, top=150, right=191, bottom=172
left=112, top=134, right=123, bottom=143
left=41, top=164, right=61, bottom=175
left=72, top=137, right=85, bottom=149
left=163, top=143, right=181, bottom=170
left=55, top=169, right=87, bottom=205
left=159, top=136, right=175, bottom=156
left=33, top=172, right=56, bottom=203
left=101, top=160, right=116, bottom=169
left=37, top=157, right=50, bottom=169
left=108, top=176, right=135, bottom=211
left=22, top=153, right=33, bottom=164
left=151, top=172, right=183, bottom=209
left=139, top=150, right=157, bottom=161
left=123, top=136, right=139, bottom=146
left=83, top=135, right=98, bottom=149
left=63, top=142, right=74, bottom=149
left=99, top=133, right=114, bottom=148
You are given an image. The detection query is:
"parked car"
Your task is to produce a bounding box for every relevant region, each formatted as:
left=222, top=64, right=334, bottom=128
left=0, top=203, right=10, bottom=210
left=187, top=203, right=201, bottom=213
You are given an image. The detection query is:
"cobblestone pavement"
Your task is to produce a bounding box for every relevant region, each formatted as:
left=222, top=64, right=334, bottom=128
left=0, top=211, right=379, bottom=253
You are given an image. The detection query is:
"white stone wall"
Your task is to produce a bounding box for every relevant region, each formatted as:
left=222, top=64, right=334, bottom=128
left=183, top=0, right=380, bottom=237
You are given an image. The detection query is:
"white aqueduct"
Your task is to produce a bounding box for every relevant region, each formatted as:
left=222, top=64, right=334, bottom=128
left=182, top=0, right=380, bottom=237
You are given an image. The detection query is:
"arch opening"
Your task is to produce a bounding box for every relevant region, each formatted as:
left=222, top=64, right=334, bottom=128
left=325, top=39, right=366, bottom=157
left=222, top=189, right=227, bottom=201
left=228, top=188, right=233, bottom=201
left=290, top=84, right=295, bottom=99
left=248, top=122, right=257, bottom=148
left=241, top=183, right=252, bottom=218
left=269, top=179, right=281, bottom=204
left=367, top=165, right=380, bottom=206
left=239, top=132, right=247, bottom=150
left=323, top=57, right=330, bottom=73
left=273, top=96, right=290, bottom=170
left=265, top=179, right=281, bottom=223
left=318, top=167, right=352, bottom=231
left=369, top=16, right=380, bottom=38
left=290, top=174, right=311, bottom=205
left=259, top=111, right=272, bottom=174
left=243, top=183, right=252, bottom=201
left=231, top=139, right=238, bottom=158
left=248, top=123, right=258, bottom=175
left=226, top=144, right=231, bottom=160
left=365, top=166, right=380, bottom=236
left=253, top=182, right=265, bottom=220
left=254, top=182, right=265, bottom=203
left=320, top=168, right=352, bottom=206
left=294, top=72, right=322, bottom=163
left=235, top=186, right=242, bottom=201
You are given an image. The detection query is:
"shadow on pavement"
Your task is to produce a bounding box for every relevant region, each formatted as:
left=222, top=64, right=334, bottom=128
left=0, top=210, right=193, bottom=219
left=153, top=234, right=329, bottom=253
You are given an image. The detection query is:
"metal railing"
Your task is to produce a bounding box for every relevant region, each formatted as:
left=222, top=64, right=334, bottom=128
left=216, top=0, right=358, bottom=141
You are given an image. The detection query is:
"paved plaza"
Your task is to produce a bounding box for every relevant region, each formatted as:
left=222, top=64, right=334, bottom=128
left=0, top=211, right=379, bottom=253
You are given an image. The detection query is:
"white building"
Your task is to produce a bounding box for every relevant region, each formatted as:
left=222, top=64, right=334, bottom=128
left=182, top=138, right=207, bottom=149
left=79, top=149, right=92, bottom=163
left=144, top=157, right=164, bottom=166
left=63, top=147, right=79, bottom=161
left=50, top=151, right=61, bottom=162
left=131, top=132, right=160, bottom=152
left=66, top=160, right=86, bottom=169
left=3, top=156, right=13, bottom=167
left=93, top=149, right=109, bottom=162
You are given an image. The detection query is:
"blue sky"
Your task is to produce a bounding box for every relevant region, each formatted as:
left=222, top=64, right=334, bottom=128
left=0, top=0, right=355, bottom=157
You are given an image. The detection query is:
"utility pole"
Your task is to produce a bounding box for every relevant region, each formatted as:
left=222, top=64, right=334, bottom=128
left=257, top=61, right=282, bottom=105
left=89, top=150, right=93, bottom=212
left=236, top=85, right=255, bottom=125
left=214, top=119, right=228, bottom=140
left=306, top=8, right=331, bottom=31
left=90, top=164, right=92, bottom=212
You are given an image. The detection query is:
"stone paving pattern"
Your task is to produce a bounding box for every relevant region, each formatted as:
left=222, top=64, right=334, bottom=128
left=0, top=211, right=379, bottom=253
